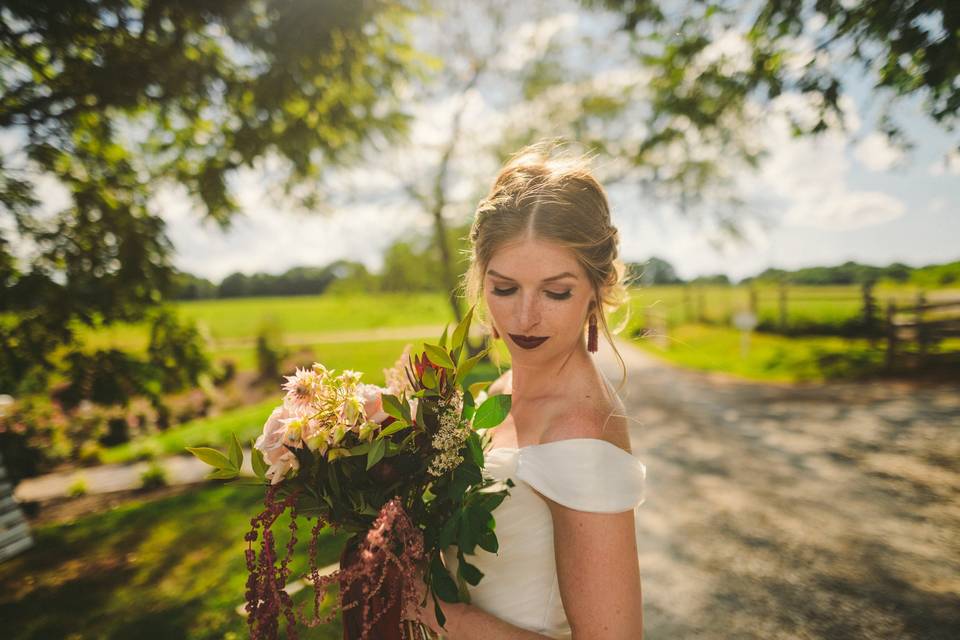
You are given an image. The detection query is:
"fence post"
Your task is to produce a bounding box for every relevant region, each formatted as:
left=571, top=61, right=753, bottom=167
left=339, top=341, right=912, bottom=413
left=683, top=284, right=693, bottom=324
left=778, top=280, right=789, bottom=333
left=885, top=299, right=897, bottom=370
left=862, top=280, right=877, bottom=347
left=916, top=291, right=928, bottom=365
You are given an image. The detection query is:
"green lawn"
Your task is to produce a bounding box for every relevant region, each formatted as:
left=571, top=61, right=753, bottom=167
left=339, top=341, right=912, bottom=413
left=100, top=397, right=283, bottom=464
left=0, top=483, right=349, bottom=639
left=80, top=292, right=456, bottom=354
left=626, top=323, right=957, bottom=383
left=210, top=336, right=442, bottom=376
left=622, top=283, right=960, bottom=328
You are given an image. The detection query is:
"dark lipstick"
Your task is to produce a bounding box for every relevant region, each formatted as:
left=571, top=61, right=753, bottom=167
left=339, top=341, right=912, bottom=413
left=509, top=334, right=549, bottom=350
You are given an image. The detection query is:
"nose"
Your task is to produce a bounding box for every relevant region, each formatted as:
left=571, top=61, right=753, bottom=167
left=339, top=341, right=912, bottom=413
left=516, top=291, right=541, bottom=332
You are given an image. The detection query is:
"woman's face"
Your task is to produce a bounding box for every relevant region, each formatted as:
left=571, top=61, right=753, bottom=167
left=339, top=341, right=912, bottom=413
left=483, top=235, right=594, bottom=362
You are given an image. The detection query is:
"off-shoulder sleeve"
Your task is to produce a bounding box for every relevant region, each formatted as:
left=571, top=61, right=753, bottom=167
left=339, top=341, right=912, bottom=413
left=515, top=438, right=647, bottom=513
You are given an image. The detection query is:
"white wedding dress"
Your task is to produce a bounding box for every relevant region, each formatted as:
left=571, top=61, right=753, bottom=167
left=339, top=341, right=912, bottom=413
left=440, top=437, right=647, bottom=639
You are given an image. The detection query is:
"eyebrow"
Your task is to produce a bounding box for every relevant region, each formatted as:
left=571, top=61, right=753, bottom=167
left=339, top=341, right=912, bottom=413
left=486, top=269, right=578, bottom=283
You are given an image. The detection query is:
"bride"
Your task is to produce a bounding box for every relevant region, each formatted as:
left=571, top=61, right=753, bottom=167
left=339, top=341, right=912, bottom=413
left=404, top=139, right=647, bottom=639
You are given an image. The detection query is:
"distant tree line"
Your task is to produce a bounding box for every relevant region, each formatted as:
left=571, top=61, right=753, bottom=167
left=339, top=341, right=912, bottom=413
left=174, top=248, right=960, bottom=300
left=741, top=260, right=960, bottom=287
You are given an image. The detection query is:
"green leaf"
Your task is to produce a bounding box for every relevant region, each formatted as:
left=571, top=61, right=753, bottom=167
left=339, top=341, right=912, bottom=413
left=477, top=529, right=499, bottom=553
left=380, top=393, right=409, bottom=422
left=461, top=390, right=475, bottom=422
left=250, top=441, right=268, bottom=480
left=377, top=419, right=409, bottom=439
left=458, top=557, right=484, bottom=586
left=438, top=323, right=449, bottom=349
left=466, top=432, right=483, bottom=466
left=439, top=514, right=460, bottom=548
left=228, top=432, right=243, bottom=470
left=454, top=350, right=487, bottom=387
left=422, top=366, right=437, bottom=389
left=208, top=468, right=239, bottom=480
left=423, top=343, right=455, bottom=369
left=328, top=463, right=341, bottom=498
left=186, top=447, right=232, bottom=470
left=472, top=394, right=512, bottom=430
left=366, top=437, right=386, bottom=470
left=434, top=598, right=447, bottom=630
left=348, top=442, right=371, bottom=456
left=430, top=555, right=459, bottom=603
left=455, top=561, right=472, bottom=602
left=451, top=305, right=474, bottom=357
left=468, top=380, right=491, bottom=399
left=474, top=491, right=507, bottom=513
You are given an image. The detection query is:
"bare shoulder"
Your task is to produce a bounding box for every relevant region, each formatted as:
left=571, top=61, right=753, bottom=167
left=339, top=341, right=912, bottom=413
left=538, top=378, right=631, bottom=454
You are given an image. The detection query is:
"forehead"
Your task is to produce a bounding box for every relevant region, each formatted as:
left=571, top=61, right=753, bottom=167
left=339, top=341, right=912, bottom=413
left=486, top=237, right=583, bottom=280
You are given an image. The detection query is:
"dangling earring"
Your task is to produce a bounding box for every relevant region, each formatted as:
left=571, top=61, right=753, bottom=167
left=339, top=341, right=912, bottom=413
left=587, top=313, right=598, bottom=353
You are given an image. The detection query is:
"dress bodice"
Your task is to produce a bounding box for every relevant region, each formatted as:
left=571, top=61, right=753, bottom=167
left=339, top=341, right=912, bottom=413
left=440, top=438, right=647, bottom=639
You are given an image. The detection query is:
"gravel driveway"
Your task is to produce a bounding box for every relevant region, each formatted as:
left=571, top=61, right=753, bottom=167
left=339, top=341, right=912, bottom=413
left=598, top=339, right=959, bottom=640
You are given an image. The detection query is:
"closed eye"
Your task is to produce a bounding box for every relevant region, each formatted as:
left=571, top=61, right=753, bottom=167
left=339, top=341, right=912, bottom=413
left=491, top=286, right=573, bottom=301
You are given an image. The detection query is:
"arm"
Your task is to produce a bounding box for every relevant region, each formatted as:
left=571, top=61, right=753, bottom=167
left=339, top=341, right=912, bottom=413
left=545, top=499, right=644, bottom=640
left=434, top=602, right=554, bottom=639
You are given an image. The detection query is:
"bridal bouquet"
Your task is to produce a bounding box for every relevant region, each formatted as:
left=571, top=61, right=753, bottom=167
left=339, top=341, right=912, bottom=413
left=188, top=306, right=512, bottom=640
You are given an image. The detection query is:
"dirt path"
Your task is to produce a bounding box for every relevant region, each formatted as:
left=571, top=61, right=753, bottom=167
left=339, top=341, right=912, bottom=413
left=595, top=339, right=960, bottom=640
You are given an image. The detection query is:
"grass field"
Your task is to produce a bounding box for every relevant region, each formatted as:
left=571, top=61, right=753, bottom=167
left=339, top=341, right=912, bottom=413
left=80, top=292, right=457, bottom=354
left=0, top=483, right=348, bottom=639
left=76, top=285, right=958, bottom=384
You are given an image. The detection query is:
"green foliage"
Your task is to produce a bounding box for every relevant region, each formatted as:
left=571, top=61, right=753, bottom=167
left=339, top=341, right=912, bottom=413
left=66, top=476, right=89, bottom=498
left=140, top=462, right=169, bottom=490
left=379, top=223, right=472, bottom=293
left=0, top=483, right=349, bottom=639
left=0, top=0, right=426, bottom=394
left=254, top=319, right=286, bottom=382
left=586, top=0, right=959, bottom=190
left=147, top=308, right=210, bottom=393
left=55, top=308, right=208, bottom=408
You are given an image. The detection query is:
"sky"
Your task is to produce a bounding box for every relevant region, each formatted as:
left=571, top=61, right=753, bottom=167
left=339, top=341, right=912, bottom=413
left=6, top=3, right=960, bottom=284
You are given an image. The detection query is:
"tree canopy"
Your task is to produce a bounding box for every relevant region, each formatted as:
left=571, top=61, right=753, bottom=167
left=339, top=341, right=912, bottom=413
left=0, top=0, right=425, bottom=392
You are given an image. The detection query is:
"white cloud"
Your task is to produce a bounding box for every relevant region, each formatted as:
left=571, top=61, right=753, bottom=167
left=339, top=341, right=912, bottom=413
left=853, top=132, right=905, bottom=171
left=782, top=190, right=906, bottom=230
left=737, top=92, right=905, bottom=231
left=928, top=148, right=960, bottom=176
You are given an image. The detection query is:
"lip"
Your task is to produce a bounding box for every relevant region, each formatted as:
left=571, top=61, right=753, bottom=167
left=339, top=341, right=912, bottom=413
left=508, top=334, right=549, bottom=350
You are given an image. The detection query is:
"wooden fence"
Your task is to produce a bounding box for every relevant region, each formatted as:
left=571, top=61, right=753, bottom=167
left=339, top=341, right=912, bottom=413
left=885, top=293, right=960, bottom=370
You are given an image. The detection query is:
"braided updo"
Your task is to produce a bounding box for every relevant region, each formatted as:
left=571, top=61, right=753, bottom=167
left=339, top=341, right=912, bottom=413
left=460, top=138, right=631, bottom=388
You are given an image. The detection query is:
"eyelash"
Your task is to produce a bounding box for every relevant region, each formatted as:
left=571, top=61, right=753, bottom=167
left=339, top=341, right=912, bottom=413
left=492, top=286, right=572, bottom=301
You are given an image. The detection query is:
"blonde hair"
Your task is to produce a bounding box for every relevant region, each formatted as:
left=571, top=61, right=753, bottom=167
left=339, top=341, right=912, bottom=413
left=460, top=138, right=631, bottom=393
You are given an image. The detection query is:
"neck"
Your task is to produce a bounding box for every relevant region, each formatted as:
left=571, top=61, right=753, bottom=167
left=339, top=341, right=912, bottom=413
left=509, top=344, right=593, bottom=401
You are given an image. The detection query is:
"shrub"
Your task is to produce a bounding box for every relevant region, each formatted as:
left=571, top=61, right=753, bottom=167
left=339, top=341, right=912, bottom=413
left=212, top=358, right=237, bottom=386
left=67, top=476, right=89, bottom=497
left=140, top=462, right=169, bottom=490
left=77, top=441, right=104, bottom=466
left=255, top=319, right=286, bottom=382
left=147, top=308, right=211, bottom=393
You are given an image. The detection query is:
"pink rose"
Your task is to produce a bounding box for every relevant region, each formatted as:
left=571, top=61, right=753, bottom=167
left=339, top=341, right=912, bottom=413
left=255, top=406, right=289, bottom=465
left=255, top=405, right=301, bottom=484
left=359, top=384, right=390, bottom=423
